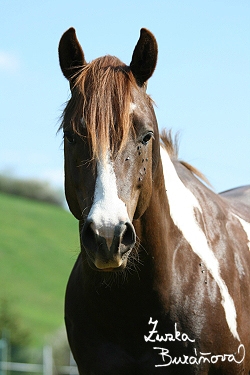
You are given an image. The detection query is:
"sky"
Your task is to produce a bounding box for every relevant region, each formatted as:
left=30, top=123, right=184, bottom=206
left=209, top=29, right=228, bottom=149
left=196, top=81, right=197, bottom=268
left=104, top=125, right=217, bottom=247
left=1, top=0, right=249, bottom=195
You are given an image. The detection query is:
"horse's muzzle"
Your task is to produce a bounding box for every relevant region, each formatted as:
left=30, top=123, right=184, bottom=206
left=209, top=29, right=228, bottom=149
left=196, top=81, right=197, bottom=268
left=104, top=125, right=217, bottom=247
left=81, top=220, right=136, bottom=271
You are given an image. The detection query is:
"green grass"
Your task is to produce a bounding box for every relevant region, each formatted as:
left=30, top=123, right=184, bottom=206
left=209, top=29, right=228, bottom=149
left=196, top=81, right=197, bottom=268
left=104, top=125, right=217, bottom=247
left=0, top=192, right=79, bottom=346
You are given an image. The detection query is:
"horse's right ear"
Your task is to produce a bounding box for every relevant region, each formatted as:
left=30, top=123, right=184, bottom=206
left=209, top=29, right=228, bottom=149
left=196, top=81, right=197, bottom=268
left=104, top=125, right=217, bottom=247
left=130, top=28, right=158, bottom=86
left=58, top=28, right=86, bottom=82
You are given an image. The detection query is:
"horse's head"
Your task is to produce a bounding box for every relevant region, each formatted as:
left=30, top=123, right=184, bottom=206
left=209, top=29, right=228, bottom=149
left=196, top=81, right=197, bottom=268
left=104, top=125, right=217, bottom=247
left=59, top=28, right=159, bottom=271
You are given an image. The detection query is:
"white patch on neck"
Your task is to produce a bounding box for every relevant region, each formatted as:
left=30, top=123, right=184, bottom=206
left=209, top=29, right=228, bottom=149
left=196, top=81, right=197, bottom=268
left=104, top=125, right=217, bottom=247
left=160, top=146, right=240, bottom=342
left=87, top=154, right=129, bottom=248
left=233, top=214, right=250, bottom=251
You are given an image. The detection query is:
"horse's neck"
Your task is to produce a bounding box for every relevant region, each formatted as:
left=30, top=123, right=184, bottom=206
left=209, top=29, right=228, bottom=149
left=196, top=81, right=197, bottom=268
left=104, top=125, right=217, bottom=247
left=135, top=159, right=176, bottom=292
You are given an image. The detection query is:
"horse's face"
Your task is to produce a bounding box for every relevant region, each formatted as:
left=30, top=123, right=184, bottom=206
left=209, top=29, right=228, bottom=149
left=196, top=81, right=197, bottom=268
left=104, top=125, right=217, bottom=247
left=59, top=28, right=158, bottom=271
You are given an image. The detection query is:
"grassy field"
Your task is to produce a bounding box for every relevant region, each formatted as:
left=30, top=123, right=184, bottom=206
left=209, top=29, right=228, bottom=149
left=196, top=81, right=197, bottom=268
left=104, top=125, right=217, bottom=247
left=0, top=192, right=79, bottom=346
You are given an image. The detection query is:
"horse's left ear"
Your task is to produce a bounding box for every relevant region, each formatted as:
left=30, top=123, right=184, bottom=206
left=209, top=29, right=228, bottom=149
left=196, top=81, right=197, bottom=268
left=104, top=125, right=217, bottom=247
left=58, top=27, right=86, bottom=82
left=130, top=28, right=158, bottom=86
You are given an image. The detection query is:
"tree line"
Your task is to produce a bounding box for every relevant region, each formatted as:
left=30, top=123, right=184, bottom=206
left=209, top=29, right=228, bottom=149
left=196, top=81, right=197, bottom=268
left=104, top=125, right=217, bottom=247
left=0, top=174, right=64, bottom=207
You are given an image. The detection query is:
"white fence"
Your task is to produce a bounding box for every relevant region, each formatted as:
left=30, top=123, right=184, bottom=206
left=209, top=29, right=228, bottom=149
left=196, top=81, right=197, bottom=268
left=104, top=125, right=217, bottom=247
left=0, top=341, right=79, bottom=375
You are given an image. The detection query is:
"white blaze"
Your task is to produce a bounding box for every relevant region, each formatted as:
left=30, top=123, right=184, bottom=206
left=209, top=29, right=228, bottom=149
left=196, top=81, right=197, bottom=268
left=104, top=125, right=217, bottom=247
left=160, top=146, right=240, bottom=342
left=87, top=154, right=130, bottom=248
left=129, top=102, right=137, bottom=114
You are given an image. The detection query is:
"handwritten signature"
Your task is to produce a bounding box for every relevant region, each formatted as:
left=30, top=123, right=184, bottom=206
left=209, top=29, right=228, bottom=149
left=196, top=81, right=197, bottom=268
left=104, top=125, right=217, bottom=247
left=144, top=318, right=245, bottom=367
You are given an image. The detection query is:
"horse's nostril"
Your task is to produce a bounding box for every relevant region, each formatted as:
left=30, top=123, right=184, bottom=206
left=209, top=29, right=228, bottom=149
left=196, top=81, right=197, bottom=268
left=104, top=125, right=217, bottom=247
left=121, top=222, right=136, bottom=248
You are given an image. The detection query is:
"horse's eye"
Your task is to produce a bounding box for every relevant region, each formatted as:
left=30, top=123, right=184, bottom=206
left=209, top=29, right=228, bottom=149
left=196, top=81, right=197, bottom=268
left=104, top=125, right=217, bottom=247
left=64, top=131, right=76, bottom=144
left=142, top=131, right=154, bottom=145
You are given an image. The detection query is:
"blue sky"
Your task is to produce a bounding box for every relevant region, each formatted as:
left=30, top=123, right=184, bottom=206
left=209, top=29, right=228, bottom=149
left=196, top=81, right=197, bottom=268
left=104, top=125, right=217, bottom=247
left=1, top=0, right=249, bottom=193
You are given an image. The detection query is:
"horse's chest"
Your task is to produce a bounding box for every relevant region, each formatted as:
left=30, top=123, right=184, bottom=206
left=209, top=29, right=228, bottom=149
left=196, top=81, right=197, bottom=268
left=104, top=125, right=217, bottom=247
left=72, top=323, right=202, bottom=375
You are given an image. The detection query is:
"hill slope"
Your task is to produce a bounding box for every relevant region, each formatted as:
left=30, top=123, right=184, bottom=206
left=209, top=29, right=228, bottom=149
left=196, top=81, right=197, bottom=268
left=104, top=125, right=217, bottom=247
left=0, top=192, right=79, bottom=346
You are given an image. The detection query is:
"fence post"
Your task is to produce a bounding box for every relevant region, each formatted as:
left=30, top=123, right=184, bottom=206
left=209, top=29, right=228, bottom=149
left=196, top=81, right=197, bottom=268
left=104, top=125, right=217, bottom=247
left=43, top=345, right=53, bottom=375
left=0, top=331, right=8, bottom=375
left=69, top=351, right=76, bottom=375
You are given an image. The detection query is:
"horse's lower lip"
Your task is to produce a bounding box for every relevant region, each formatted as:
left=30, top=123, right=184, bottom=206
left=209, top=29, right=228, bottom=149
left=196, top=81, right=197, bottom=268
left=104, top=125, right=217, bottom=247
left=100, top=267, right=115, bottom=272
left=94, top=257, right=125, bottom=271
left=87, top=253, right=129, bottom=271
left=94, top=264, right=125, bottom=272
left=90, top=261, right=127, bottom=272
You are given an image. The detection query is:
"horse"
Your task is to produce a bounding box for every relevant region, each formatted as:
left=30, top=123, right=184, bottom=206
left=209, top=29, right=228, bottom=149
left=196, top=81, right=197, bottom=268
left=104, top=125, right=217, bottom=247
left=58, top=27, right=250, bottom=374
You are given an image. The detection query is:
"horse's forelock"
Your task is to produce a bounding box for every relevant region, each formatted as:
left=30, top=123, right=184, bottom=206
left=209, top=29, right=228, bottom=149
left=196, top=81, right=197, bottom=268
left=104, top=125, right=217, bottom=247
left=63, top=55, right=139, bottom=160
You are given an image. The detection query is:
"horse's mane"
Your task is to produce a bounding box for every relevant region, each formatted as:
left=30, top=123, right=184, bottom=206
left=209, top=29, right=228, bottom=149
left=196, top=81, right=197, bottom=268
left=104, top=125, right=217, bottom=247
left=161, top=130, right=211, bottom=186
left=61, top=55, right=142, bottom=159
